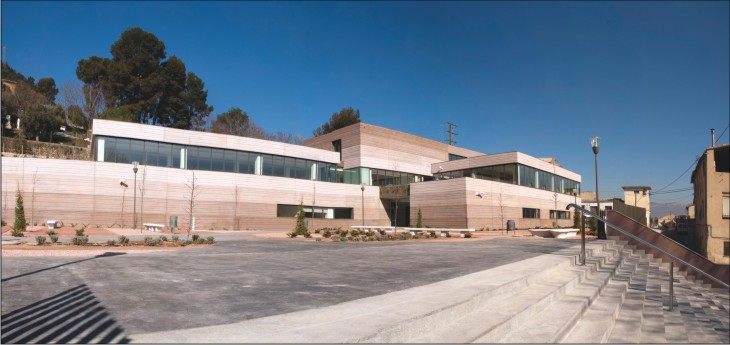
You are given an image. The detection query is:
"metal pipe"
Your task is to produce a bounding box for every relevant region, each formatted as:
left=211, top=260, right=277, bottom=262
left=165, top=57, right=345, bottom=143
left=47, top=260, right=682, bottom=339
left=566, top=203, right=729, bottom=289
left=670, top=261, right=674, bottom=311
left=581, top=214, right=586, bottom=265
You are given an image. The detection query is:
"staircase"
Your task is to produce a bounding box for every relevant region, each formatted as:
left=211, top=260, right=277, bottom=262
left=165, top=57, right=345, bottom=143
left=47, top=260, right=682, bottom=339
left=363, top=238, right=730, bottom=343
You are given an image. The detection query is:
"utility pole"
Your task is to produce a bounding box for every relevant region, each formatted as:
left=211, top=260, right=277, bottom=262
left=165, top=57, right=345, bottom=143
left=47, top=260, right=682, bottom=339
left=445, top=122, right=458, bottom=145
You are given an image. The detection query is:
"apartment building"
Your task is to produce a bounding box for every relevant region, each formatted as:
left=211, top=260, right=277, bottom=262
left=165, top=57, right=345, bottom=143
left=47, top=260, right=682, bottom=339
left=690, top=143, right=730, bottom=264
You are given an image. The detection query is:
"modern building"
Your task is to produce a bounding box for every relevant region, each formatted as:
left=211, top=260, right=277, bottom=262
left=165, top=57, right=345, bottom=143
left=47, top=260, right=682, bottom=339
left=1, top=120, right=581, bottom=231
left=689, top=142, right=729, bottom=264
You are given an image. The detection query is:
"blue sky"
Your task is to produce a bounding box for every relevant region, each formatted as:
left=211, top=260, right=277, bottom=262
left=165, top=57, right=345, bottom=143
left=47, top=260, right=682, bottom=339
left=2, top=1, right=728, bottom=208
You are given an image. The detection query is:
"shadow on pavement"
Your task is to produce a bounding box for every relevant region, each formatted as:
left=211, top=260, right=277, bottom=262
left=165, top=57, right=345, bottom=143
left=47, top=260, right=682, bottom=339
left=1, top=284, right=130, bottom=344
left=1, top=252, right=126, bottom=283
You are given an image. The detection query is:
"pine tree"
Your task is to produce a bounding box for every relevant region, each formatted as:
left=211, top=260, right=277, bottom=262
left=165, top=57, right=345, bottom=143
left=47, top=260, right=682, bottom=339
left=293, top=202, right=310, bottom=237
left=573, top=209, right=581, bottom=229
left=416, top=208, right=424, bottom=228
left=13, top=187, right=26, bottom=237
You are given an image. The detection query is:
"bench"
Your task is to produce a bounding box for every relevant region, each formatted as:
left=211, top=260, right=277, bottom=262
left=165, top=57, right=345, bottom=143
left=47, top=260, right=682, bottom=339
left=144, top=223, right=165, bottom=232
left=404, top=227, right=476, bottom=237
left=46, top=220, right=63, bottom=229
left=350, top=226, right=396, bottom=233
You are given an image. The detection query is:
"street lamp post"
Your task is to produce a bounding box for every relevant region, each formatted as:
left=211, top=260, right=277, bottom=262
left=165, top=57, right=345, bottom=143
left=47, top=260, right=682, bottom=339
left=361, top=184, right=366, bottom=226
left=132, top=161, right=139, bottom=231
left=591, top=137, right=605, bottom=239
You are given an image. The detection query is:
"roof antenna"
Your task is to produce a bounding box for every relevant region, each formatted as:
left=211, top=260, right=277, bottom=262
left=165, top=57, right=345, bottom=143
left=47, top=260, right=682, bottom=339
left=445, top=122, right=457, bottom=145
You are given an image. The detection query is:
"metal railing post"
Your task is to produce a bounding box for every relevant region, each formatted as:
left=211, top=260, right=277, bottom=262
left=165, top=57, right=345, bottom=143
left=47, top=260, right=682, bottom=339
left=670, top=261, right=674, bottom=311
left=581, top=214, right=586, bottom=265
left=565, top=203, right=728, bottom=289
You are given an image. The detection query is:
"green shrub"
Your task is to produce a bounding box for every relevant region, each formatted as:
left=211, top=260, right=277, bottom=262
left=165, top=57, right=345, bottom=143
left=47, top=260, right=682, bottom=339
left=429, top=230, right=437, bottom=238
left=46, top=230, right=57, bottom=236
left=206, top=236, right=215, bottom=244
left=351, top=229, right=360, bottom=237
left=446, top=232, right=452, bottom=238
left=287, top=232, right=297, bottom=238
left=464, top=232, right=472, bottom=238
left=107, top=239, right=117, bottom=246
left=292, top=202, right=310, bottom=237
left=13, top=187, right=26, bottom=237
left=118, top=235, right=130, bottom=244
left=323, top=230, right=332, bottom=238
left=378, top=229, right=386, bottom=235
left=35, top=236, right=47, bottom=245
left=192, top=234, right=200, bottom=241
left=366, top=230, right=375, bottom=237
left=75, top=228, right=85, bottom=236
left=194, top=237, right=206, bottom=244
left=144, top=236, right=161, bottom=246
left=331, top=235, right=340, bottom=242
left=315, top=237, right=322, bottom=242
left=314, top=229, right=321, bottom=234
left=49, top=234, right=59, bottom=243
left=160, top=235, right=168, bottom=242
left=71, top=235, right=89, bottom=245
left=171, top=235, right=179, bottom=242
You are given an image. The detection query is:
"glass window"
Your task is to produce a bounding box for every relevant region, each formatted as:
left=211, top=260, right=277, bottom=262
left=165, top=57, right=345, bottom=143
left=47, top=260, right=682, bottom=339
left=144, top=141, right=158, bottom=166
left=158, top=143, right=172, bottom=167
left=261, top=154, right=273, bottom=176
left=723, top=195, right=729, bottom=218
left=188, top=146, right=200, bottom=170
left=211, top=148, right=225, bottom=172
left=224, top=150, right=236, bottom=173
left=523, top=208, right=540, bottom=219
left=273, top=156, right=285, bottom=177
left=305, top=160, right=315, bottom=180
left=295, top=159, right=307, bottom=179
left=103, top=137, right=117, bottom=162
left=502, top=164, right=517, bottom=184
left=129, top=139, right=145, bottom=164
left=550, top=210, right=570, bottom=219
left=173, top=145, right=186, bottom=169
left=197, top=147, right=211, bottom=171
left=237, top=152, right=251, bottom=174
left=115, top=138, right=131, bottom=163
left=449, top=153, right=466, bottom=161
left=334, top=208, right=353, bottom=219
left=283, top=157, right=295, bottom=178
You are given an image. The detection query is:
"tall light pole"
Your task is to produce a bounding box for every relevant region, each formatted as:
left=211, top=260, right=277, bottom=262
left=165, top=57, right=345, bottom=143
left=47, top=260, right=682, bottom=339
left=132, top=161, right=139, bottom=231
left=361, top=184, right=365, bottom=226
left=591, top=137, right=605, bottom=239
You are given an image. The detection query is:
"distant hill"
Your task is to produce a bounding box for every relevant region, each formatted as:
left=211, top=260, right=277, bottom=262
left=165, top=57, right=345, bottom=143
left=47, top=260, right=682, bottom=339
left=651, top=201, right=690, bottom=218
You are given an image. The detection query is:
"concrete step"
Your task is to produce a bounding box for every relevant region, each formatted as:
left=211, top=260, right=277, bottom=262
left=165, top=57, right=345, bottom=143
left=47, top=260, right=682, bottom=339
left=567, top=239, right=730, bottom=344
left=560, top=243, right=640, bottom=343
left=494, top=242, right=627, bottom=343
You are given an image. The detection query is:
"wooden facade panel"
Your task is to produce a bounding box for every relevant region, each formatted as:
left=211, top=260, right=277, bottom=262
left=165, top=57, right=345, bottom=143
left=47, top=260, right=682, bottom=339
left=2, top=157, right=383, bottom=231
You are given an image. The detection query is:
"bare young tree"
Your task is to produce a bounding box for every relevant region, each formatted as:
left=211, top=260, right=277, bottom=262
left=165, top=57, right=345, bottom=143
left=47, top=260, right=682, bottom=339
left=30, top=170, right=40, bottom=229
left=138, top=166, right=147, bottom=232
left=183, top=171, right=201, bottom=240
left=499, top=187, right=505, bottom=233
left=233, top=185, right=239, bottom=230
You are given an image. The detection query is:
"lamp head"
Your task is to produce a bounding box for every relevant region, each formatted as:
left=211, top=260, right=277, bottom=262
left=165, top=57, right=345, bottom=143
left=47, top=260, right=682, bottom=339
left=361, top=184, right=365, bottom=191
left=132, top=161, right=139, bottom=173
left=591, top=136, right=600, bottom=154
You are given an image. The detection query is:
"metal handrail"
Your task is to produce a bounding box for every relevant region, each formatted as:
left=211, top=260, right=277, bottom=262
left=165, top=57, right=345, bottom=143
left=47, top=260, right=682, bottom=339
left=566, top=203, right=729, bottom=289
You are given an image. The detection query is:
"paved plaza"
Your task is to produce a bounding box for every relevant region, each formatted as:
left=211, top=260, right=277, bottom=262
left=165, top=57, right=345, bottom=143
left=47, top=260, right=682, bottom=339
left=1, top=234, right=579, bottom=343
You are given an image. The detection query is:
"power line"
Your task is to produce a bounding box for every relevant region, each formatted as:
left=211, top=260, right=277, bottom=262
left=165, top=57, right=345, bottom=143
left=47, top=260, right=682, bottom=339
left=444, top=122, right=457, bottom=145
left=652, top=187, right=693, bottom=195
left=653, top=156, right=700, bottom=194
